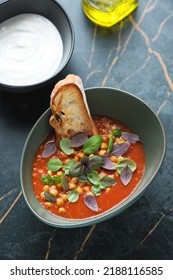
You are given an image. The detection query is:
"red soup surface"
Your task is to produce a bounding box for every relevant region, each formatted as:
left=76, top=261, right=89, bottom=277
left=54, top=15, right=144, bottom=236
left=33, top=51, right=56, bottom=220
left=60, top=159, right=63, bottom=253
left=32, top=116, right=145, bottom=219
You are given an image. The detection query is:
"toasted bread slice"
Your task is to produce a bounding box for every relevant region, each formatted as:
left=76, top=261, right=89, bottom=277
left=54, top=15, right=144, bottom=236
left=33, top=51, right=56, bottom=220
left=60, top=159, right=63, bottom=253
left=49, top=74, right=97, bottom=141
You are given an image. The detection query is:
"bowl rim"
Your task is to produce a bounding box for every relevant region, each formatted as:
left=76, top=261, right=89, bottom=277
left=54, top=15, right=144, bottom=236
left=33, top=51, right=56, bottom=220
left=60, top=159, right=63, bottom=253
left=0, top=0, right=75, bottom=91
left=20, top=87, right=166, bottom=228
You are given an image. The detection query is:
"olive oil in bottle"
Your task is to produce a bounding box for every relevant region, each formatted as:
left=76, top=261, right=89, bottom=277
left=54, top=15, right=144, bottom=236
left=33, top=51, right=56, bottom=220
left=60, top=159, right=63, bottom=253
left=82, top=0, right=139, bottom=27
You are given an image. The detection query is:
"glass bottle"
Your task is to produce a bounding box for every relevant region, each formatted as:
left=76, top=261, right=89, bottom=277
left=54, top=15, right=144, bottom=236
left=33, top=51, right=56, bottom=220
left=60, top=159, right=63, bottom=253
left=82, top=0, right=139, bottom=27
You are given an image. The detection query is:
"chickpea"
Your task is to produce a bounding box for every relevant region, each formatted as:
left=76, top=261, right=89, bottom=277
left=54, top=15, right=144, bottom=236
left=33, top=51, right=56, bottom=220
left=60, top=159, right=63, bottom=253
left=68, top=182, right=77, bottom=190
left=43, top=185, right=49, bottom=191
left=77, top=152, right=84, bottom=158
left=59, top=207, right=66, bottom=214
left=49, top=186, right=58, bottom=196
left=44, top=202, right=52, bottom=207
left=100, top=143, right=108, bottom=150
left=47, top=170, right=53, bottom=176
left=57, top=183, right=63, bottom=188
left=56, top=197, right=64, bottom=206
left=98, top=149, right=107, bottom=156
left=105, top=187, right=110, bottom=193
left=110, top=155, right=118, bottom=163
left=71, top=177, right=78, bottom=184
left=76, top=186, right=83, bottom=194
left=60, top=194, right=68, bottom=201
left=56, top=171, right=63, bottom=176
left=74, top=155, right=79, bottom=162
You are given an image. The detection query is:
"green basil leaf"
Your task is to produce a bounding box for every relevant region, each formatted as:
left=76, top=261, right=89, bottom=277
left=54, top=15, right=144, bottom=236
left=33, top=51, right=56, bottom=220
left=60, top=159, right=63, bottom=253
left=99, top=176, right=116, bottom=188
left=59, top=137, right=74, bottom=155
left=61, top=173, right=68, bottom=191
left=112, top=128, right=122, bottom=137
left=44, top=191, right=56, bottom=203
left=91, top=185, right=101, bottom=196
left=67, top=190, right=79, bottom=203
left=47, top=158, right=63, bottom=172
left=87, top=171, right=100, bottom=186
left=41, top=174, right=54, bottom=186
left=89, top=155, right=104, bottom=170
left=107, top=136, right=114, bottom=153
left=52, top=175, right=61, bottom=184
left=78, top=173, right=89, bottom=183
left=116, top=158, right=136, bottom=174
left=83, top=135, right=102, bottom=154
left=64, top=159, right=78, bottom=175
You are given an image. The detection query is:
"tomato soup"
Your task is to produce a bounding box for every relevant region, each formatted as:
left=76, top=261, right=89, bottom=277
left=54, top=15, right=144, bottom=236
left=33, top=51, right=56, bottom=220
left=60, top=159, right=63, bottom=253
left=32, top=116, right=145, bottom=219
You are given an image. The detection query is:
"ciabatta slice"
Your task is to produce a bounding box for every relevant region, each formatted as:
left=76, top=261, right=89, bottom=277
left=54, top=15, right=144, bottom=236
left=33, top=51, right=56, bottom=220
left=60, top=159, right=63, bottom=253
left=49, top=74, right=97, bottom=141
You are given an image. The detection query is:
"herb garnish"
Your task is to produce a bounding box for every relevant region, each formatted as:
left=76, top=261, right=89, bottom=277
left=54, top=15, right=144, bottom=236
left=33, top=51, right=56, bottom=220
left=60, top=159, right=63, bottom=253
left=84, top=193, right=99, bottom=212
left=110, top=142, right=130, bottom=156
left=40, top=127, right=140, bottom=212
left=107, top=135, right=114, bottom=153
left=42, top=137, right=57, bottom=158
left=67, top=190, right=79, bottom=203
left=70, top=132, right=88, bottom=147
left=121, top=132, right=140, bottom=144
left=59, top=137, right=74, bottom=155
left=61, top=173, right=68, bottom=191
left=44, top=191, right=56, bottom=203
left=116, top=158, right=136, bottom=186
left=47, top=158, right=63, bottom=172
left=83, top=135, right=102, bottom=154
left=41, top=174, right=61, bottom=186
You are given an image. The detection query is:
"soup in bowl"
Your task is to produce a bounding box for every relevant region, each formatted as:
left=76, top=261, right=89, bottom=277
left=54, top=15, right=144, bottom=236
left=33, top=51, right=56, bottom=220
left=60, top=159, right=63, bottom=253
left=20, top=87, right=166, bottom=227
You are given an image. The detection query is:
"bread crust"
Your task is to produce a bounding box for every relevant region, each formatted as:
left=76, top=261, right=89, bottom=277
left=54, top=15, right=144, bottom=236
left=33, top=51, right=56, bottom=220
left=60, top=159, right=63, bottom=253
left=49, top=75, right=97, bottom=141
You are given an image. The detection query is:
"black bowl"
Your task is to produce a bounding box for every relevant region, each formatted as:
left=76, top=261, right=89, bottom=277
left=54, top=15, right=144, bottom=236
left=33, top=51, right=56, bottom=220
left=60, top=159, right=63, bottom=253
left=0, top=0, right=75, bottom=92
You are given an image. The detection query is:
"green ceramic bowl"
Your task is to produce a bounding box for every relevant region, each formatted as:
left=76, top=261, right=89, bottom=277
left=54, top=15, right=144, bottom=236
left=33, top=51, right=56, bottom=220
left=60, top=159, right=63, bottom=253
left=20, top=87, right=166, bottom=228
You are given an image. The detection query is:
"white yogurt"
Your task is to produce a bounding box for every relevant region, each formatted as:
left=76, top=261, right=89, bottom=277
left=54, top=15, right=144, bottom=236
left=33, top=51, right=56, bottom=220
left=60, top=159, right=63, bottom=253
left=0, top=14, right=63, bottom=86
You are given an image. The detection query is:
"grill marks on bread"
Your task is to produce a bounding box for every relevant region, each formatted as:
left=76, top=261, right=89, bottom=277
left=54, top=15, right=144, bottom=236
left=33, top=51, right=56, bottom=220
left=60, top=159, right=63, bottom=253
left=49, top=75, right=97, bottom=142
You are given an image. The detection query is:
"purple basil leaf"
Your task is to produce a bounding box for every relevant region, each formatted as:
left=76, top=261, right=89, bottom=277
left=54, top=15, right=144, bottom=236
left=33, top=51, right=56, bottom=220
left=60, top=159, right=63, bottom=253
left=81, top=155, right=92, bottom=173
left=122, top=132, right=140, bottom=144
left=81, top=155, right=89, bottom=166
left=102, top=156, right=116, bottom=170
left=42, top=139, right=57, bottom=158
left=110, top=142, right=130, bottom=156
left=70, top=132, right=88, bottom=147
left=84, top=194, right=99, bottom=212
left=120, top=165, right=132, bottom=186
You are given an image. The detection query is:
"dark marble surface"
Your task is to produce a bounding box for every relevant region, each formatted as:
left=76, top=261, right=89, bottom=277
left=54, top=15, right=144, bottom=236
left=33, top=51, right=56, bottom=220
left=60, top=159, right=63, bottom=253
left=0, top=0, right=173, bottom=260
